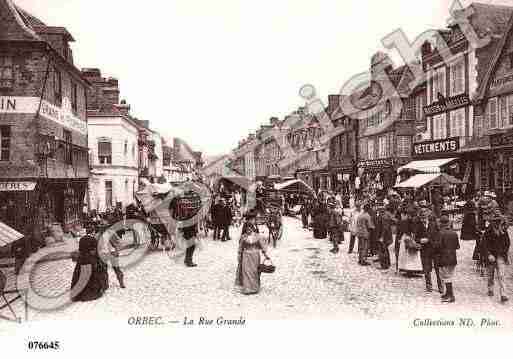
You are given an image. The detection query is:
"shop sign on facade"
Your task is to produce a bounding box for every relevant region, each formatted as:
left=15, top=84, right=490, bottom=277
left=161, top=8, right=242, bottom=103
left=39, top=98, right=87, bottom=135
left=413, top=137, right=459, bottom=156
left=490, top=130, right=513, bottom=147
left=423, top=93, right=470, bottom=116
left=0, top=181, right=37, bottom=192
left=358, top=158, right=394, bottom=169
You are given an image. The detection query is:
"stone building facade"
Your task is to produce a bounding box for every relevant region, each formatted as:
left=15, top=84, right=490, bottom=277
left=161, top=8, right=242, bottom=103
left=0, top=0, right=89, bottom=253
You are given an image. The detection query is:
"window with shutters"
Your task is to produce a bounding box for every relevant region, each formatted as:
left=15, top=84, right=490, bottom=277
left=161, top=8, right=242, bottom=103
left=0, top=126, right=10, bottom=161
left=488, top=98, right=498, bottom=129
left=63, top=129, right=72, bottom=165
left=431, top=67, right=446, bottom=103
left=54, top=68, right=62, bottom=106
left=433, top=113, right=447, bottom=140
left=105, top=181, right=113, bottom=209
left=378, top=136, right=387, bottom=158
left=397, top=136, right=411, bottom=157
left=71, top=82, right=78, bottom=113
left=0, top=56, right=14, bottom=89
left=415, top=93, right=426, bottom=122
left=500, top=96, right=508, bottom=128
left=450, top=59, right=464, bottom=95
left=367, top=138, right=375, bottom=160
left=359, top=138, right=368, bottom=160
left=449, top=109, right=465, bottom=138
left=98, top=139, right=112, bottom=164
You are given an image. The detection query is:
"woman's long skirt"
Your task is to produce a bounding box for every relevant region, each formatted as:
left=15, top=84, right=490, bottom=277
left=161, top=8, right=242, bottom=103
left=236, top=249, right=261, bottom=294
left=397, top=240, right=423, bottom=274
left=70, top=260, right=109, bottom=302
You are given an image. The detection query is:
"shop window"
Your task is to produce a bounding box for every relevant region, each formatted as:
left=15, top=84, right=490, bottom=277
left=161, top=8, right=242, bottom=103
left=71, top=82, right=78, bottom=113
left=98, top=139, right=112, bottom=165
left=53, top=68, right=62, bottom=106
left=105, top=181, right=113, bottom=209
left=397, top=136, right=411, bottom=157
left=450, top=59, right=464, bottom=95
left=488, top=98, right=498, bottom=129
left=449, top=109, right=465, bottom=138
left=0, top=126, right=10, bottom=161
left=359, top=138, right=367, bottom=160
left=0, top=55, right=14, bottom=89
left=63, top=129, right=72, bottom=165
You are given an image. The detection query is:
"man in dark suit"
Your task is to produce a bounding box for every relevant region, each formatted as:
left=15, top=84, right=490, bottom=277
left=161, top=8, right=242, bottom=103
left=413, top=202, right=442, bottom=293
left=436, top=215, right=460, bottom=303
left=211, top=197, right=222, bottom=240
left=218, top=199, right=233, bottom=242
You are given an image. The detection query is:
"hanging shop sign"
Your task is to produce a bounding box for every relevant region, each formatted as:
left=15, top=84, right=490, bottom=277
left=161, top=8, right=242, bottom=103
left=490, top=130, right=513, bottom=147
left=423, top=93, right=470, bottom=116
left=39, top=97, right=87, bottom=135
left=413, top=137, right=460, bottom=156
left=0, top=181, right=37, bottom=192
left=358, top=158, right=394, bottom=169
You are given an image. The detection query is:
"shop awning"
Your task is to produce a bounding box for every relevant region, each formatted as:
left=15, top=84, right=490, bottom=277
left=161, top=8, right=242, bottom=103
left=397, top=158, right=457, bottom=173
left=0, top=221, right=24, bottom=247
left=394, top=173, right=464, bottom=189
left=274, top=179, right=316, bottom=197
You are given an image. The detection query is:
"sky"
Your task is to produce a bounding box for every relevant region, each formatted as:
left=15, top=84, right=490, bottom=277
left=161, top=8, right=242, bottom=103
left=13, top=0, right=511, bottom=158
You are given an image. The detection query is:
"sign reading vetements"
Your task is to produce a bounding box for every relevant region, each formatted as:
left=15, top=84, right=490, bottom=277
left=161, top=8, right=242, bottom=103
left=413, top=138, right=459, bottom=156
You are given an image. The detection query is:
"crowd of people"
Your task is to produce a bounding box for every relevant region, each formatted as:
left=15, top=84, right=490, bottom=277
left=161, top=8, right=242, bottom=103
left=298, top=188, right=513, bottom=304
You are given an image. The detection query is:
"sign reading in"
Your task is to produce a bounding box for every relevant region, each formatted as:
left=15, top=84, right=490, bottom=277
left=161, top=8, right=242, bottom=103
left=0, top=182, right=37, bottom=192
left=490, top=131, right=513, bottom=147
left=423, top=94, right=470, bottom=116
left=413, top=138, right=459, bottom=156
left=0, top=96, right=39, bottom=114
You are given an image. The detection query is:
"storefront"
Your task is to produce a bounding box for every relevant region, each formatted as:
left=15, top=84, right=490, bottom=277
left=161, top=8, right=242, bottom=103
left=329, top=159, right=356, bottom=195
left=490, top=130, right=513, bottom=195
left=0, top=179, right=87, bottom=255
left=357, top=158, right=397, bottom=192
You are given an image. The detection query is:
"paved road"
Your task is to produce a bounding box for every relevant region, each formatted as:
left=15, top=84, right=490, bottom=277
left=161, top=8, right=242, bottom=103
left=2, top=216, right=513, bottom=327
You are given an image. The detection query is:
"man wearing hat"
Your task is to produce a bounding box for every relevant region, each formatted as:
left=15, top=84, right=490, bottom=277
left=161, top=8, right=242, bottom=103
left=413, top=202, right=443, bottom=293
left=327, top=198, right=343, bottom=254
left=482, top=210, right=510, bottom=303
left=436, top=215, right=460, bottom=303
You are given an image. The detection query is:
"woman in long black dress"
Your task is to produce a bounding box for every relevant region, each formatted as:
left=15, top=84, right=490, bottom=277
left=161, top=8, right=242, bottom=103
left=461, top=200, right=478, bottom=241
left=70, top=229, right=109, bottom=302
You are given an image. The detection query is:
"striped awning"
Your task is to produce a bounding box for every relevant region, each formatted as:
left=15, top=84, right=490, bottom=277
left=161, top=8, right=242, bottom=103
left=0, top=221, right=24, bottom=247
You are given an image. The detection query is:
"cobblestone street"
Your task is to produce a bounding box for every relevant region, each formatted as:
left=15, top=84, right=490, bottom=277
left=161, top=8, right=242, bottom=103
left=2, top=216, right=513, bottom=327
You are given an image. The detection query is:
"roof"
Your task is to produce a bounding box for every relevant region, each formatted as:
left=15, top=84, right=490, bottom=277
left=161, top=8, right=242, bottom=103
left=0, top=221, right=24, bottom=247
left=0, top=0, right=42, bottom=41
left=475, top=5, right=513, bottom=102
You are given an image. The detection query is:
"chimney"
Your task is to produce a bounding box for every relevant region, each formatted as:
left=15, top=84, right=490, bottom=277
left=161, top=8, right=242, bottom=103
left=269, top=117, right=280, bottom=127
left=421, top=41, right=432, bottom=57
left=101, top=77, right=120, bottom=108
left=114, top=99, right=130, bottom=116
left=328, top=95, right=340, bottom=112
